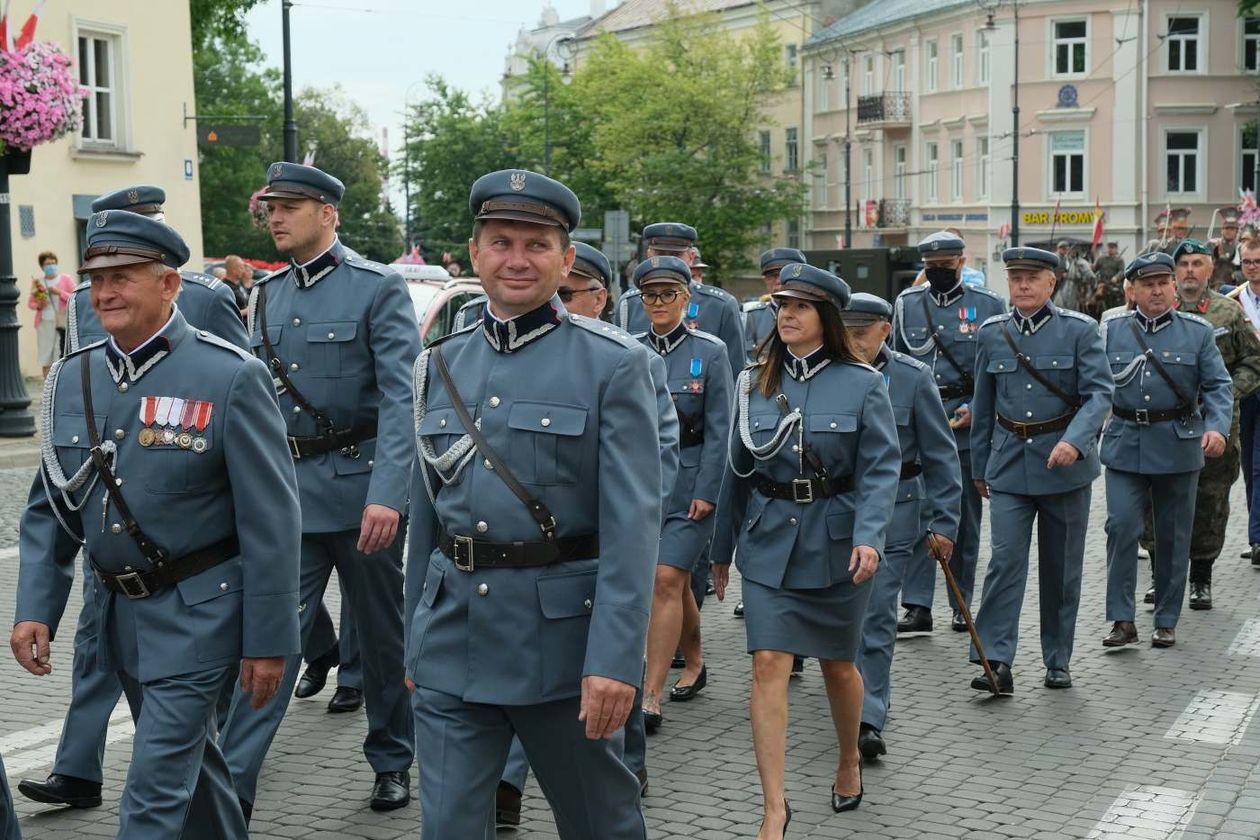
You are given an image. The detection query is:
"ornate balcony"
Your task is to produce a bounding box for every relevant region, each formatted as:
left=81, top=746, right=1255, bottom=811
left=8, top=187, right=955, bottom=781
left=856, top=93, right=912, bottom=127
left=877, top=198, right=911, bottom=228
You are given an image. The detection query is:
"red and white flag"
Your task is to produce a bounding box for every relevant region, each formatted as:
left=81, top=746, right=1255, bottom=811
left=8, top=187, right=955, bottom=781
left=15, top=0, right=44, bottom=50
left=1090, top=199, right=1105, bottom=250
left=0, top=0, right=13, bottom=52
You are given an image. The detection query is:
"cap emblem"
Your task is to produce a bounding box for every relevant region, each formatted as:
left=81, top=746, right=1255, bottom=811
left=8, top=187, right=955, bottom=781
left=95, top=211, right=108, bottom=227
left=650, top=256, right=661, bottom=268
left=127, top=189, right=139, bottom=204
left=509, top=172, right=527, bottom=192
left=270, top=163, right=284, bottom=181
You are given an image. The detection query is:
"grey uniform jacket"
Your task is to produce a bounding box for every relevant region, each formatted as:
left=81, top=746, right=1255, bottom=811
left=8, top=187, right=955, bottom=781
left=616, top=282, right=745, bottom=375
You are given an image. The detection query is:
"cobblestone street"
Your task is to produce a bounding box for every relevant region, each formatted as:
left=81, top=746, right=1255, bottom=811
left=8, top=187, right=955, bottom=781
left=4, top=464, right=1260, bottom=839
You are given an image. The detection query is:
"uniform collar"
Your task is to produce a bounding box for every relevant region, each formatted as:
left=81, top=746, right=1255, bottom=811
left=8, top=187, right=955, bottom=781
left=1174, top=293, right=1210, bottom=315
left=1134, top=307, right=1174, bottom=334
left=648, top=320, right=689, bottom=355
left=105, top=306, right=183, bottom=386
left=784, top=345, right=830, bottom=381
left=290, top=238, right=344, bottom=289
left=873, top=346, right=891, bottom=372
left=482, top=296, right=566, bottom=353
left=929, top=278, right=965, bottom=307
left=1011, top=302, right=1054, bottom=336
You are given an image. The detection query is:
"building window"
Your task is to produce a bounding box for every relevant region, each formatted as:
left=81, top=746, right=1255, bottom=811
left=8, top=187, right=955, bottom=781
left=890, top=50, right=905, bottom=92
left=1050, top=130, right=1085, bottom=195
left=862, top=148, right=874, bottom=197
left=862, top=55, right=874, bottom=96
left=1167, top=16, right=1201, bottom=72
left=785, top=43, right=798, bottom=71
left=785, top=127, right=799, bottom=172
left=787, top=218, right=800, bottom=249
left=759, top=130, right=771, bottom=173
left=1243, top=124, right=1258, bottom=194
left=925, top=142, right=939, bottom=202
left=1165, top=130, right=1200, bottom=193
left=1244, top=18, right=1260, bottom=71
left=813, top=148, right=828, bottom=208
left=978, top=136, right=990, bottom=198
left=925, top=41, right=938, bottom=92
left=977, top=31, right=991, bottom=83
left=951, top=139, right=964, bottom=201
left=1052, top=20, right=1088, bottom=76
left=78, top=31, right=119, bottom=145
left=951, top=34, right=964, bottom=87
left=894, top=144, right=907, bottom=200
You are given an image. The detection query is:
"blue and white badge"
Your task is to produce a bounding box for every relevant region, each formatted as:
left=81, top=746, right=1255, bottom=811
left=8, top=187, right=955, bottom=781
left=690, top=357, right=702, bottom=377
left=687, top=301, right=700, bottom=320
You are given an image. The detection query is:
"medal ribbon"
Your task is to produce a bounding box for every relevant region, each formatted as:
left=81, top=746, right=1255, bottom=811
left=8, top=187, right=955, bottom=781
left=179, top=399, right=196, bottom=430
left=140, top=396, right=157, bottom=426
left=155, top=396, right=174, bottom=426
left=194, top=401, right=213, bottom=432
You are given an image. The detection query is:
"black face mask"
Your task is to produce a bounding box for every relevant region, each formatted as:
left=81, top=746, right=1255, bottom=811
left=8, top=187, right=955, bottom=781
left=925, top=266, right=958, bottom=293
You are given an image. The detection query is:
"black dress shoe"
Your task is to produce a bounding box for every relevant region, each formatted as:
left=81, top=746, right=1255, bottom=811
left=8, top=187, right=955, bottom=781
left=858, top=725, right=886, bottom=761
left=643, top=709, right=663, bottom=734
left=1143, top=585, right=1155, bottom=605
left=294, top=648, right=338, bottom=699
left=1152, top=627, right=1176, bottom=648
left=669, top=665, right=707, bottom=701
left=327, top=686, right=363, bottom=713
left=705, top=582, right=716, bottom=596
left=831, top=767, right=863, bottom=813
left=495, top=781, right=522, bottom=828
left=17, top=774, right=102, bottom=808
left=635, top=768, right=649, bottom=798
left=369, top=770, right=410, bottom=811
left=733, top=601, right=744, bottom=617
left=969, top=661, right=1014, bottom=694
left=1252, top=544, right=1260, bottom=566
left=1044, top=667, right=1072, bottom=689
left=1188, top=581, right=1212, bottom=610
left=240, top=797, right=252, bottom=825
left=951, top=610, right=968, bottom=632
left=790, top=655, right=804, bottom=676
left=896, top=606, right=932, bottom=636
left=1102, top=621, right=1139, bottom=647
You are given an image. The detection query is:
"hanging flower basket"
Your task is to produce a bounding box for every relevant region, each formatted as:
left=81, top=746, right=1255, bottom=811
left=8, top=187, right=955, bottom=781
left=0, top=40, right=87, bottom=156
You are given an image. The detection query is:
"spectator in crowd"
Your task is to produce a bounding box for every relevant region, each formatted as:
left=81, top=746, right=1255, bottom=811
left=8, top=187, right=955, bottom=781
left=222, top=255, right=252, bottom=313
left=447, top=261, right=463, bottom=278
left=28, top=250, right=74, bottom=376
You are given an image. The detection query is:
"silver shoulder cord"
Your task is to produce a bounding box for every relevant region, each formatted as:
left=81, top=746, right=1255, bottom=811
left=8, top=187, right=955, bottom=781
left=894, top=293, right=938, bottom=358
left=412, top=347, right=478, bottom=503
left=729, top=367, right=802, bottom=479
left=1101, top=318, right=1145, bottom=386
left=39, top=357, right=110, bottom=542
left=66, top=293, right=79, bottom=353
left=245, top=284, right=259, bottom=342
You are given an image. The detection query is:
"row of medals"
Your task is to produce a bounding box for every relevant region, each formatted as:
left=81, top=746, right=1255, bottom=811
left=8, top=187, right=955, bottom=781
left=138, top=426, right=207, bottom=452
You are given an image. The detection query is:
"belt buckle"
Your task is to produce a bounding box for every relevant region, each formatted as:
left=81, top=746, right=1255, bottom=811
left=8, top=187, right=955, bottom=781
left=1012, top=421, right=1030, bottom=439
left=287, top=436, right=302, bottom=460
left=791, top=479, right=815, bottom=504
left=452, top=535, right=475, bottom=572
left=1134, top=408, right=1150, bottom=425
left=113, top=572, right=150, bottom=600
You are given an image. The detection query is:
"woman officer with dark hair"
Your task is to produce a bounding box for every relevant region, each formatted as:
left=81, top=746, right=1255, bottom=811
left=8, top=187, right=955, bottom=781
left=712, top=264, right=901, bottom=838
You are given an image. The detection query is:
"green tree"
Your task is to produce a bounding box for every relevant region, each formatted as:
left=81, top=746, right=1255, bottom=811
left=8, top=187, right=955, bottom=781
left=190, top=0, right=264, bottom=46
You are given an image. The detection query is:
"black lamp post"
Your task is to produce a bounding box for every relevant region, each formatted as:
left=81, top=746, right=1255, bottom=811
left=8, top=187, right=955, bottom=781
left=982, top=0, right=1020, bottom=246
left=281, top=0, right=298, bottom=162
left=539, top=35, right=574, bottom=176
left=0, top=149, right=35, bottom=436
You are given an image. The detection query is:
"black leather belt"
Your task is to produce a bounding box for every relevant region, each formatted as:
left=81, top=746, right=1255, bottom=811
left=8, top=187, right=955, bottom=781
left=938, top=384, right=973, bottom=401
left=287, top=422, right=375, bottom=460
left=438, top=531, right=600, bottom=572
left=1113, top=406, right=1193, bottom=425
left=997, top=411, right=1077, bottom=440
left=900, top=462, right=923, bottom=480
left=754, top=474, right=854, bottom=503
left=94, top=536, right=240, bottom=600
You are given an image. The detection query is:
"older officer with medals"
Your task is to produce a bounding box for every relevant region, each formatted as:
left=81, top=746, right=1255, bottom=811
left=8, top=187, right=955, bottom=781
left=968, top=247, right=1112, bottom=693
left=846, top=293, right=962, bottom=761
left=631, top=256, right=732, bottom=734
left=712, top=264, right=900, bottom=835
left=1101, top=254, right=1231, bottom=648
left=219, top=162, right=419, bottom=816
left=10, top=210, right=302, bottom=837
left=407, top=169, right=661, bottom=840
left=892, top=232, right=1005, bottom=637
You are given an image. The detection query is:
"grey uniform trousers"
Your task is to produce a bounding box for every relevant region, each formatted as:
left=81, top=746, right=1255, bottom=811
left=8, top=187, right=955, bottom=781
left=902, top=455, right=981, bottom=612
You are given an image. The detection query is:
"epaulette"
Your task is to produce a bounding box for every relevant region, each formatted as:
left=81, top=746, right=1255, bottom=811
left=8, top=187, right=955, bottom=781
left=978, top=312, right=1011, bottom=329
left=343, top=253, right=392, bottom=277
left=890, top=350, right=929, bottom=373
left=688, top=328, right=727, bottom=350
left=1101, top=310, right=1132, bottom=324
left=426, top=320, right=480, bottom=350
left=899, top=284, right=928, bottom=297
left=255, top=265, right=288, bottom=286
left=620, top=287, right=644, bottom=299
left=695, top=284, right=736, bottom=304
left=194, top=329, right=253, bottom=361
left=965, top=284, right=1003, bottom=302
left=1176, top=311, right=1212, bottom=329
left=180, top=270, right=221, bottom=290
left=568, top=313, right=640, bottom=348
left=61, top=337, right=106, bottom=361
left=456, top=295, right=487, bottom=314
left=1059, top=309, right=1097, bottom=325
left=840, top=359, right=880, bottom=374
left=73, top=278, right=90, bottom=292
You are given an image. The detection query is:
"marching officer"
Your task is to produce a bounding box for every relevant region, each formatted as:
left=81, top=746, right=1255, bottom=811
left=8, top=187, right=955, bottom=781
left=1100, top=253, right=1231, bottom=649
left=847, top=293, right=961, bottom=760
left=66, top=186, right=248, bottom=352
left=407, top=169, right=661, bottom=839
left=743, top=248, right=805, bottom=362
left=1211, top=209, right=1243, bottom=290
left=456, top=241, right=613, bottom=332
left=892, top=231, right=1005, bottom=636
left=10, top=210, right=302, bottom=837
left=17, top=184, right=252, bottom=811
left=969, top=247, right=1112, bottom=692
left=0, top=755, right=16, bottom=840
left=218, top=162, right=418, bottom=816
left=614, top=222, right=744, bottom=375
left=294, top=598, right=362, bottom=711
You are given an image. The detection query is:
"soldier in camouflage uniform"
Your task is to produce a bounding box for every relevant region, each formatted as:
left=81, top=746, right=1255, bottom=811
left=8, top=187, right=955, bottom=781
left=1155, top=240, right=1260, bottom=609
left=1089, top=242, right=1127, bottom=319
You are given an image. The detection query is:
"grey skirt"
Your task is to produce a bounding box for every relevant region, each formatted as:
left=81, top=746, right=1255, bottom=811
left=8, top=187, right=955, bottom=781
left=742, top=574, right=873, bottom=662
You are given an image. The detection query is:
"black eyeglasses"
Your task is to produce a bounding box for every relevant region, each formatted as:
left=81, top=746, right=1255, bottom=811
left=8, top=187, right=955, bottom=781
left=1243, top=260, right=1260, bottom=268
left=641, top=289, right=683, bottom=305
left=557, top=286, right=601, bottom=302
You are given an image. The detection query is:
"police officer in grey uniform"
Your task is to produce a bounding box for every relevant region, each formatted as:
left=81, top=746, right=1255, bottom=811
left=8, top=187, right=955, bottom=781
left=743, top=248, right=805, bottom=362
left=218, top=162, right=418, bottom=816
left=17, top=185, right=253, bottom=811
left=408, top=169, right=661, bottom=839
left=1100, top=253, right=1231, bottom=649
left=294, top=598, right=362, bottom=711
left=11, top=210, right=302, bottom=838
left=893, top=232, right=1005, bottom=636
left=847, top=293, right=961, bottom=760
left=1, top=755, right=18, bottom=840
left=969, top=247, right=1113, bottom=692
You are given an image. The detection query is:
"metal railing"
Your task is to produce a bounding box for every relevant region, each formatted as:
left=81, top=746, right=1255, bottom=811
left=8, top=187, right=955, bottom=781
left=856, top=93, right=912, bottom=125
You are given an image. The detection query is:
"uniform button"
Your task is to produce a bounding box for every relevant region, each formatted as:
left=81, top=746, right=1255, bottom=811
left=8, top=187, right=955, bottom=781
left=289, top=362, right=299, bottom=371
left=936, top=374, right=942, bottom=380
left=789, top=517, right=798, bottom=525
left=791, top=445, right=799, bottom=453
left=292, top=317, right=302, bottom=326
left=327, top=331, right=336, bottom=340
left=1144, top=395, right=1151, bottom=402
left=219, top=582, right=229, bottom=592
left=541, top=418, right=551, bottom=428
left=115, top=478, right=123, bottom=486
left=937, top=325, right=944, bottom=331
left=199, top=330, right=208, bottom=337
left=71, top=434, right=79, bottom=444
left=489, top=397, right=501, bottom=408
left=367, top=460, right=374, bottom=467
left=830, top=422, right=837, bottom=429
left=1025, top=438, right=1033, bottom=445
left=584, top=598, right=593, bottom=610
left=1026, top=383, right=1032, bottom=390
left=118, top=382, right=129, bottom=393
left=1176, top=356, right=1182, bottom=362
left=114, top=429, right=125, bottom=440
left=1051, top=360, right=1058, bottom=366
left=439, top=418, right=447, bottom=428
left=484, top=459, right=494, bottom=470
left=110, top=523, right=122, bottom=534
left=1026, top=411, right=1033, bottom=418
left=477, top=583, right=489, bottom=596
left=476, top=520, right=488, bottom=533
left=292, top=405, right=302, bottom=414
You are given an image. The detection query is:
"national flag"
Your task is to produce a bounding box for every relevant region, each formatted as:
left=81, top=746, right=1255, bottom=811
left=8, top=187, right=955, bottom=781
left=0, top=0, right=12, bottom=52
left=997, top=221, right=1010, bottom=241
left=1090, top=199, right=1104, bottom=249
left=15, top=0, right=45, bottom=51
left=1051, top=195, right=1063, bottom=225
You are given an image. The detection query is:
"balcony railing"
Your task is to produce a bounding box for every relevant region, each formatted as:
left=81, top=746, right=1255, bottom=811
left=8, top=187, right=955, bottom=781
left=856, top=93, right=912, bottom=125
left=877, top=198, right=911, bottom=228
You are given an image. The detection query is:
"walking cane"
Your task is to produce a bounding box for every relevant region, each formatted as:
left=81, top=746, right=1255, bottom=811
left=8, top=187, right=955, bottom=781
left=927, top=534, right=1001, bottom=696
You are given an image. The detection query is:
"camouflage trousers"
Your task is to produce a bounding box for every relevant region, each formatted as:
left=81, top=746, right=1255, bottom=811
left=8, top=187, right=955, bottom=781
left=1141, top=440, right=1241, bottom=580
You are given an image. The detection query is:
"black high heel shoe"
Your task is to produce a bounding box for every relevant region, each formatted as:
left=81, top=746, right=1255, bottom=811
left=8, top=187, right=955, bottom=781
left=831, top=766, right=863, bottom=812
left=760, top=800, right=791, bottom=838
left=643, top=709, right=663, bottom=734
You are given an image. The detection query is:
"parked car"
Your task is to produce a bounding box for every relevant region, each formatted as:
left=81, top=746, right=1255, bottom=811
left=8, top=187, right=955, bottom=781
left=403, top=272, right=483, bottom=345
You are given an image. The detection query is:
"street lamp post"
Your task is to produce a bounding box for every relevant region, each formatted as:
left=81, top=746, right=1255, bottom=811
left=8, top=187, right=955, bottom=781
left=0, top=152, right=34, bottom=437
left=982, top=0, right=1019, bottom=246
left=537, top=35, right=574, bottom=177
left=281, top=0, right=298, bottom=162
left=844, top=51, right=853, bottom=249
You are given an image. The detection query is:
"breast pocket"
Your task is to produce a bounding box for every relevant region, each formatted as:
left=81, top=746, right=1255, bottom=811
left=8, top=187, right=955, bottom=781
left=1160, top=351, right=1199, bottom=393
left=903, top=326, right=931, bottom=346
left=506, top=402, right=588, bottom=486
left=986, top=357, right=1018, bottom=397
left=1108, top=351, right=1135, bottom=373
left=143, top=425, right=217, bottom=494
left=1032, top=355, right=1077, bottom=395
left=805, top=413, right=857, bottom=467
left=748, top=413, right=781, bottom=448
left=305, top=321, right=359, bottom=377
left=51, top=414, right=94, bottom=475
